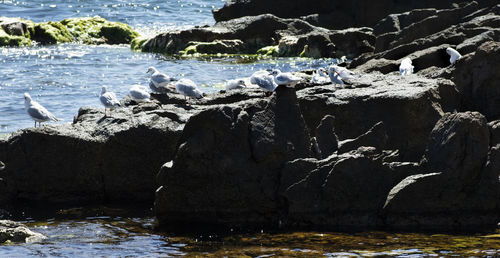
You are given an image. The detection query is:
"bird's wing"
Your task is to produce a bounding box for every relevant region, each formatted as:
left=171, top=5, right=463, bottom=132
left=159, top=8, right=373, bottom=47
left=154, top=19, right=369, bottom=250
left=152, top=73, right=171, bottom=86
left=28, top=103, right=57, bottom=121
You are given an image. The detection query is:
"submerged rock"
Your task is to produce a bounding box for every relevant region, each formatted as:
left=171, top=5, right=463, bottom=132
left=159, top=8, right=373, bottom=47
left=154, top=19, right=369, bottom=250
left=0, top=17, right=139, bottom=46
left=0, top=220, right=45, bottom=243
left=61, top=17, right=139, bottom=44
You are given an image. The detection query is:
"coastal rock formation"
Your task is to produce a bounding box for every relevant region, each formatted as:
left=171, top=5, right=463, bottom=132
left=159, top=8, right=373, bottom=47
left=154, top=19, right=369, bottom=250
left=141, top=14, right=375, bottom=58
left=350, top=2, right=500, bottom=73
left=0, top=220, right=45, bottom=243
left=212, top=0, right=482, bottom=29
left=0, top=17, right=139, bottom=46
left=0, top=103, right=186, bottom=203
left=383, top=112, right=500, bottom=230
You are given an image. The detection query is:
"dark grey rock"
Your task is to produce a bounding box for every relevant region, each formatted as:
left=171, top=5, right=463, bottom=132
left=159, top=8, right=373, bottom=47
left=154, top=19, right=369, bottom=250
left=338, top=121, right=388, bottom=153
left=314, top=115, right=338, bottom=158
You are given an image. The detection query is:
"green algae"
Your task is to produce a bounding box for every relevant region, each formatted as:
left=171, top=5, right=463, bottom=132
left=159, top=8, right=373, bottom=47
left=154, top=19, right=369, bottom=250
left=61, top=17, right=139, bottom=44
left=33, top=21, right=72, bottom=44
left=256, top=45, right=279, bottom=56
left=0, top=30, right=31, bottom=46
left=131, top=36, right=149, bottom=51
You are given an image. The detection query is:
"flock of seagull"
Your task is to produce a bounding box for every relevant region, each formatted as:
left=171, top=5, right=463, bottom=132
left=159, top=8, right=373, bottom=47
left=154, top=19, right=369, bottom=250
left=23, top=47, right=463, bottom=127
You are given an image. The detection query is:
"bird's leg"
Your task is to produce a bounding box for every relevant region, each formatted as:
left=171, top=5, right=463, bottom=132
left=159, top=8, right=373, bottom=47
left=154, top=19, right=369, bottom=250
left=34, top=121, right=36, bottom=128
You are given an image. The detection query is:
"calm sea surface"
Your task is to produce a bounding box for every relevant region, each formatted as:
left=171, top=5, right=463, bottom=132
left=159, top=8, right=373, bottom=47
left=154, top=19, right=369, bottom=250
left=0, top=0, right=499, bottom=256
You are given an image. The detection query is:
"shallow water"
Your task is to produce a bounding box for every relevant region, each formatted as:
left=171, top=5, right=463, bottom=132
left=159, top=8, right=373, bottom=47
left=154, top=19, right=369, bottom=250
left=2, top=205, right=499, bottom=257
left=1, top=0, right=499, bottom=256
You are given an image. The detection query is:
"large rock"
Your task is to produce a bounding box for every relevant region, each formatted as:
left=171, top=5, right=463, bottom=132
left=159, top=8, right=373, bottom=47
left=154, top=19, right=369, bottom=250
left=350, top=3, right=500, bottom=73
left=0, top=102, right=185, bottom=204
left=212, top=0, right=481, bottom=29
left=383, top=112, right=500, bottom=230
left=0, top=220, right=45, bottom=243
left=142, top=14, right=374, bottom=58
left=452, top=41, right=500, bottom=120
left=155, top=87, right=312, bottom=229
left=297, top=73, right=460, bottom=160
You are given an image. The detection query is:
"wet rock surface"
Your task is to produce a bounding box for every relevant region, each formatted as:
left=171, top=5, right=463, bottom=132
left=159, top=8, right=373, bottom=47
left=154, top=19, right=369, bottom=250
left=0, top=220, right=45, bottom=243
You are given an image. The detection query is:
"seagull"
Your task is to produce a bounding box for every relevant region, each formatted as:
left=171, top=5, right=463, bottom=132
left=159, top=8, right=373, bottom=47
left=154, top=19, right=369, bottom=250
left=147, top=66, right=175, bottom=93
left=100, top=86, right=121, bottom=116
left=446, top=47, right=462, bottom=64
left=271, top=69, right=302, bottom=87
left=326, top=66, right=344, bottom=85
left=24, top=93, right=59, bottom=128
left=329, top=65, right=354, bottom=79
left=175, top=78, right=203, bottom=103
left=250, top=70, right=277, bottom=94
left=225, top=79, right=247, bottom=91
left=311, top=68, right=330, bottom=84
left=399, top=57, right=414, bottom=76
left=129, top=84, right=151, bottom=102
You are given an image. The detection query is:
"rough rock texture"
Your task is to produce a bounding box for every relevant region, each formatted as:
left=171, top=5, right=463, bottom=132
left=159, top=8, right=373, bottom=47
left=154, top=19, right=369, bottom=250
left=452, top=41, right=500, bottom=120
left=383, top=112, right=500, bottom=230
left=350, top=3, right=500, bottom=73
left=0, top=102, right=186, bottom=204
left=212, top=0, right=484, bottom=28
left=314, top=115, right=338, bottom=158
left=155, top=87, right=312, bottom=229
left=0, top=17, right=139, bottom=46
left=0, top=220, right=45, bottom=243
left=338, top=121, right=388, bottom=154
left=142, top=14, right=375, bottom=58
left=297, top=73, right=459, bottom=161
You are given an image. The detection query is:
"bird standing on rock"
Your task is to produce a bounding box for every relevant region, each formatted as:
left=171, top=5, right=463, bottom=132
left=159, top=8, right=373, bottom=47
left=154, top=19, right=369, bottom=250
left=147, top=66, right=175, bottom=93
left=175, top=78, right=203, bottom=104
left=446, top=47, right=462, bottom=64
left=225, top=79, right=247, bottom=91
left=311, top=68, right=330, bottom=84
left=129, top=85, right=151, bottom=102
left=329, top=64, right=354, bottom=79
left=271, top=69, right=302, bottom=87
left=100, top=86, right=121, bottom=117
left=250, top=70, right=277, bottom=95
left=24, top=93, right=59, bottom=128
left=399, top=57, right=414, bottom=76
left=327, top=66, right=344, bottom=85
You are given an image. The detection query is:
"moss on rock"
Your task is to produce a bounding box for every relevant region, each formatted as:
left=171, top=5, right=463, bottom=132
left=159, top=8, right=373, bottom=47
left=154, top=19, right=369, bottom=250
left=179, top=40, right=246, bottom=56
left=256, top=45, right=279, bottom=56
left=131, top=36, right=149, bottom=51
left=0, top=29, right=31, bottom=46
left=33, top=21, right=72, bottom=44
left=61, top=17, right=139, bottom=44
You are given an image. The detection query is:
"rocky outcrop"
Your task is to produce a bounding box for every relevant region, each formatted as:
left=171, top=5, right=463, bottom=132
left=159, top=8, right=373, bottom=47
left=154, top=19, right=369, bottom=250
left=0, top=220, right=45, bottom=243
left=350, top=2, right=500, bottom=73
left=383, top=112, right=500, bottom=230
left=212, top=0, right=483, bottom=29
left=141, top=14, right=375, bottom=58
left=0, top=17, right=139, bottom=46
left=0, top=102, right=186, bottom=204
left=452, top=41, right=500, bottom=120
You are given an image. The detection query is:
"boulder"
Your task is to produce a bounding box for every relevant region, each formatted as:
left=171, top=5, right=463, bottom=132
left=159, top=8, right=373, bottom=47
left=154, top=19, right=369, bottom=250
left=314, top=115, right=338, bottom=158
left=452, top=41, right=500, bottom=120
left=297, top=73, right=459, bottom=160
left=0, top=220, right=45, bottom=243
left=0, top=103, right=184, bottom=204
left=383, top=112, right=500, bottom=230
left=60, top=17, right=139, bottom=44
left=33, top=21, right=72, bottom=44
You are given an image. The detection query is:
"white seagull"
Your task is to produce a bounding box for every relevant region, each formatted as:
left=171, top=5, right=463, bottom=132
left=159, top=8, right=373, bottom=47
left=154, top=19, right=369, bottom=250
left=250, top=70, right=277, bottom=94
left=271, top=69, right=302, bottom=87
left=329, top=65, right=355, bottom=79
left=225, top=79, right=247, bottom=91
left=175, top=78, right=203, bottom=103
left=311, top=68, right=330, bottom=84
left=129, top=84, right=151, bottom=102
left=327, top=66, right=344, bottom=85
left=100, top=86, right=121, bottom=116
left=24, top=93, right=59, bottom=128
left=399, top=57, right=414, bottom=76
left=446, top=47, right=462, bottom=64
left=147, top=66, right=174, bottom=93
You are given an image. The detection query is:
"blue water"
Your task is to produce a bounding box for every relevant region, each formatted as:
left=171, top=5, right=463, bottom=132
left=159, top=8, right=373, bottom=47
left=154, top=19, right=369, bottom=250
left=0, top=0, right=333, bottom=133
